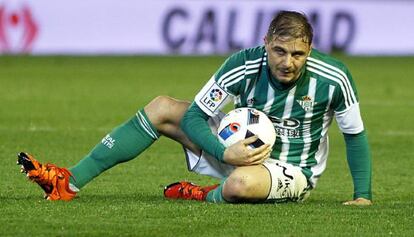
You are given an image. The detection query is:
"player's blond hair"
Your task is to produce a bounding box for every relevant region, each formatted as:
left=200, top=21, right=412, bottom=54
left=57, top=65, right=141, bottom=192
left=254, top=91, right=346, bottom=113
left=267, top=11, right=313, bottom=45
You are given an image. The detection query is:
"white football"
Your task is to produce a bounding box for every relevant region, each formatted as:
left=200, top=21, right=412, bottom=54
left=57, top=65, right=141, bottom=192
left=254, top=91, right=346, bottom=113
left=217, top=108, right=276, bottom=148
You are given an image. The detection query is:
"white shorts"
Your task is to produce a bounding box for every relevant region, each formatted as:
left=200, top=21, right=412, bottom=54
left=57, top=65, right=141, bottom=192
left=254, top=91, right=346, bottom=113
left=262, top=159, right=310, bottom=202
left=184, top=149, right=311, bottom=202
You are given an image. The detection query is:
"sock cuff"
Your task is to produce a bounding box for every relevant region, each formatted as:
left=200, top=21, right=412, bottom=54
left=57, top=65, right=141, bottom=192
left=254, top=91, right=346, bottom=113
left=206, top=178, right=228, bottom=203
left=69, top=182, right=80, bottom=192
left=134, top=109, right=160, bottom=140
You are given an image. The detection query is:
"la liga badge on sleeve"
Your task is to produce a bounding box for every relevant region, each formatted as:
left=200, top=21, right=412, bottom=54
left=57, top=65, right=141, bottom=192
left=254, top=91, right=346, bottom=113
left=199, top=83, right=229, bottom=113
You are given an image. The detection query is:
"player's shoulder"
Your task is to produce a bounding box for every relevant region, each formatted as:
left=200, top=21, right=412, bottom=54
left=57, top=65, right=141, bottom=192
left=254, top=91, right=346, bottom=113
left=306, top=49, right=359, bottom=101
left=225, top=45, right=266, bottom=66
left=307, top=48, right=350, bottom=74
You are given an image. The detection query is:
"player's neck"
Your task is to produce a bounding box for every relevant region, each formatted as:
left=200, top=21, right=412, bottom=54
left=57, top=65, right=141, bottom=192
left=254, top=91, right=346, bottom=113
left=269, top=69, right=301, bottom=90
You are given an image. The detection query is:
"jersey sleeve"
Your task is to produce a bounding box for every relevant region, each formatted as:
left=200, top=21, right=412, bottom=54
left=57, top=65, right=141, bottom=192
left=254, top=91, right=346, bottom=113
left=344, top=131, right=372, bottom=200
left=195, top=51, right=247, bottom=116
left=331, top=66, right=364, bottom=134
left=180, top=102, right=226, bottom=161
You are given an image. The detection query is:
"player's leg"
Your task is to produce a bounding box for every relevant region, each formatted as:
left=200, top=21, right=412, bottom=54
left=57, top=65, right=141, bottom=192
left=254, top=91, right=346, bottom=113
left=164, top=165, right=271, bottom=203
left=210, top=160, right=310, bottom=203
left=220, top=165, right=271, bottom=202
left=68, top=96, right=197, bottom=190
left=165, top=159, right=310, bottom=203
left=182, top=165, right=271, bottom=203
left=18, top=96, right=198, bottom=200
left=144, top=96, right=199, bottom=155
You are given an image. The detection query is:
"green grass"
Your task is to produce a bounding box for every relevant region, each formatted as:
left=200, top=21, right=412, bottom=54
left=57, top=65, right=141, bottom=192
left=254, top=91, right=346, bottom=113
left=1, top=55, right=413, bottom=236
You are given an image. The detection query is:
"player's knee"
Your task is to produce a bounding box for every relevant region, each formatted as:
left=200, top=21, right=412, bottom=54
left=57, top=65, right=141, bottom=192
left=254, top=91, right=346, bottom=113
left=150, top=95, right=176, bottom=112
left=145, top=96, right=176, bottom=123
left=222, top=172, right=258, bottom=202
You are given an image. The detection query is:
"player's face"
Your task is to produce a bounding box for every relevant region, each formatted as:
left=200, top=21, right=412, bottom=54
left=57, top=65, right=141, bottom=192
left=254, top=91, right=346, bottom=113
left=265, top=36, right=311, bottom=84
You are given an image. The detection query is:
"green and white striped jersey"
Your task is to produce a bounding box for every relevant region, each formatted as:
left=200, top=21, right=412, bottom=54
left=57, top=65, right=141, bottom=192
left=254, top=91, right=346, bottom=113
left=195, top=46, right=364, bottom=187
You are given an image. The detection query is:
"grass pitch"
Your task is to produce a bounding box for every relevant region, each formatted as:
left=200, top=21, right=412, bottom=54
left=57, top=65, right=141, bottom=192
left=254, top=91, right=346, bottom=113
left=1, top=55, right=413, bottom=236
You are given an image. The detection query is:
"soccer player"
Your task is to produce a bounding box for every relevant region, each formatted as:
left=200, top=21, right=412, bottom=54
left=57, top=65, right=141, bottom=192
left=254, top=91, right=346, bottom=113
left=18, top=11, right=372, bottom=205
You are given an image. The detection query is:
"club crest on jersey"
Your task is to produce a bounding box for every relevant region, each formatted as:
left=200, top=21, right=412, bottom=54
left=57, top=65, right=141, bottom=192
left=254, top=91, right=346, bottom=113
left=297, top=95, right=317, bottom=111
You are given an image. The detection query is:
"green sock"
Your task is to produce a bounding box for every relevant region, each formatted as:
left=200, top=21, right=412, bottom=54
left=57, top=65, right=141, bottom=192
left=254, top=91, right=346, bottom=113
left=205, top=179, right=228, bottom=203
left=69, top=109, right=159, bottom=189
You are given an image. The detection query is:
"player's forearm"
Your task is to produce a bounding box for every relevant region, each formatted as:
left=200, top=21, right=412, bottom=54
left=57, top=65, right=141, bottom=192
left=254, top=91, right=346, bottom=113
left=180, top=102, right=226, bottom=162
left=344, top=131, right=372, bottom=200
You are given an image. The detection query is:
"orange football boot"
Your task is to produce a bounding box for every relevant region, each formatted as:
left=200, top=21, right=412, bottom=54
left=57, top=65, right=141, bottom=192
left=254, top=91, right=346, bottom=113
left=17, top=152, right=77, bottom=201
left=164, top=181, right=218, bottom=201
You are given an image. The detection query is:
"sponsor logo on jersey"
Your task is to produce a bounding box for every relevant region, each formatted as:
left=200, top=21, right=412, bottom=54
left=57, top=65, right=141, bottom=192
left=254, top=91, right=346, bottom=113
left=199, top=83, right=229, bottom=113
left=218, top=122, right=240, bottom=140
left=268, top=115, right=301, bottom=138
left=297, top=95, right=317, bottom=112
left=102, top=134, right=115, bottom=149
